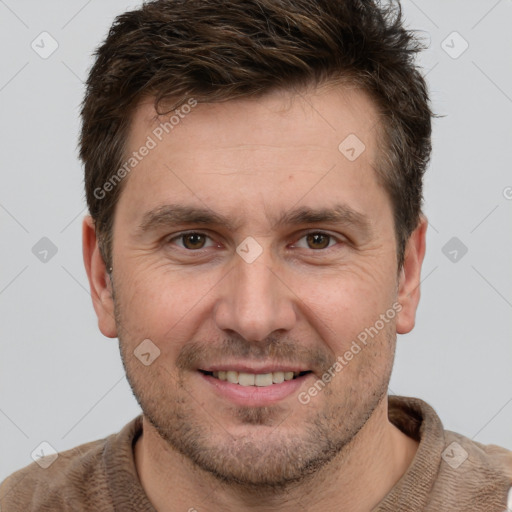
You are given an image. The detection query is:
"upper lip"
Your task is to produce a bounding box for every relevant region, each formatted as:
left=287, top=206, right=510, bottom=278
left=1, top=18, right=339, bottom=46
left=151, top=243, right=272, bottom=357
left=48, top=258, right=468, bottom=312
left=199, top=364, right=310, bottom=374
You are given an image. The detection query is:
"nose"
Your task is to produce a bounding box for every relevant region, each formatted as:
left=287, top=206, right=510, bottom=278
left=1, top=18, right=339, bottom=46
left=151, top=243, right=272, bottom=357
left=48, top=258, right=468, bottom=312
left=213, top=250, right=297, bottom=343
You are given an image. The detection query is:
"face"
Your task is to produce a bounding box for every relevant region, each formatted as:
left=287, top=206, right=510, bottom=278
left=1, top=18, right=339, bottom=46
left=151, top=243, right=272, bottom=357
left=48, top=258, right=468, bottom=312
left=86, top=84, right=424, bottom=488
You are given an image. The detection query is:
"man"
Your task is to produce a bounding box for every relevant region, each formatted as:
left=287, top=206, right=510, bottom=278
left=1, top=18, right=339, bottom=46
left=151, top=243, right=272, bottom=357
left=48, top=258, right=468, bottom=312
left=1, top=0, right=511, bottom=510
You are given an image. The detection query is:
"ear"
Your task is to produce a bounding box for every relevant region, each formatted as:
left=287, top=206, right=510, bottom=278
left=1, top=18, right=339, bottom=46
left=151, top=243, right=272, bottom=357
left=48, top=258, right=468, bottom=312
left=82, top=216, right=117, bottom=338
left=396, top=215, right=427, bottom=334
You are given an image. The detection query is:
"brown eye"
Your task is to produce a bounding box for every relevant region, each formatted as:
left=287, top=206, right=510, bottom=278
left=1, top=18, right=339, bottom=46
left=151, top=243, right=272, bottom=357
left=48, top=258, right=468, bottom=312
left=181, top=233, right=207, bottom=250
left=306, top=233, right=331, bottom=250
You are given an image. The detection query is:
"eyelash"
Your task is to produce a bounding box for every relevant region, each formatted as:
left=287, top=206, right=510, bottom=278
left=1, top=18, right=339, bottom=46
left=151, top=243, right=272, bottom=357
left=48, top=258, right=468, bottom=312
left=165, top=230, right=344, bottom=253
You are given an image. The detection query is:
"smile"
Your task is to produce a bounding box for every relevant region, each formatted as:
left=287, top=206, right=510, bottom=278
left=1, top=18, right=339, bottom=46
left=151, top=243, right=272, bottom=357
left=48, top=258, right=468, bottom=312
left=200, top=370, right=311, bottom=387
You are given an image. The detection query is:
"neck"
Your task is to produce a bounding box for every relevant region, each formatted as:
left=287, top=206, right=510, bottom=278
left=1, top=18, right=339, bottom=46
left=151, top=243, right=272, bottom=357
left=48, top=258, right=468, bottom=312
left=134, top=396, right=418, bottom=512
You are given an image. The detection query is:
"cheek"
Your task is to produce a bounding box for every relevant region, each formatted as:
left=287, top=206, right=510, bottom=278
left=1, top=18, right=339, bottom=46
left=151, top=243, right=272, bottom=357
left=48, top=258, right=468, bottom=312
left=290, top=264, right=396, bottom=341
left=114, top=264, right=225, bottom=347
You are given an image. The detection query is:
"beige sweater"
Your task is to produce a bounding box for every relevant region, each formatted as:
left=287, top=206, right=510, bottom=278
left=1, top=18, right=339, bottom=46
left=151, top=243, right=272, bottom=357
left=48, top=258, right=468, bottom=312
left=1, top=396, right=511, bottom=511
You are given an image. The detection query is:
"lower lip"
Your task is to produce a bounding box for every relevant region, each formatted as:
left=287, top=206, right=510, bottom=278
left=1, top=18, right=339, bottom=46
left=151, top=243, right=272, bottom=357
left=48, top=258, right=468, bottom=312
left=200, top=372, right=311, bottom=406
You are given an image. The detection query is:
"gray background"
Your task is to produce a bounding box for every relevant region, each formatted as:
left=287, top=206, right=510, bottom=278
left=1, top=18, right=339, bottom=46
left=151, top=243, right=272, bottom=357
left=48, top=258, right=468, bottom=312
left=1, top=0, right=511, bottom=481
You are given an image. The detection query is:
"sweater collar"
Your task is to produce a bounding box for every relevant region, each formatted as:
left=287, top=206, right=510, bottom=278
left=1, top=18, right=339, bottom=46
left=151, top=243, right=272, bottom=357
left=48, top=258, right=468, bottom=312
left=103, top=395, right=443, bottom=511
left=374, top=395, right=445, bottom=511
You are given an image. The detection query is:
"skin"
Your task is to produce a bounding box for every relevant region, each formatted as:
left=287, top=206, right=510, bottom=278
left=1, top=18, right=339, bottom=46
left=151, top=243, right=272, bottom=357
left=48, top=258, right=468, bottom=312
left=83, top=82, right=427, bottom=511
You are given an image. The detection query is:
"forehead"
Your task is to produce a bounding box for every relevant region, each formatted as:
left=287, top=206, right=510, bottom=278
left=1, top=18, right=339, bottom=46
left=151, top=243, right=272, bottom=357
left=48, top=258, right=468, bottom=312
left=116, top=84, right=389, bottom=232
left=132, top=84, right=380, bottom=157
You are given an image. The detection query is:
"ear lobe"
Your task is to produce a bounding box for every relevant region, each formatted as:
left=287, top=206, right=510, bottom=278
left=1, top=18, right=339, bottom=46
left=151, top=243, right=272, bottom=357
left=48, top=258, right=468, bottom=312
left=396, top=216, right=427, bottom=335
left=82, top=216, right=117, bottom=338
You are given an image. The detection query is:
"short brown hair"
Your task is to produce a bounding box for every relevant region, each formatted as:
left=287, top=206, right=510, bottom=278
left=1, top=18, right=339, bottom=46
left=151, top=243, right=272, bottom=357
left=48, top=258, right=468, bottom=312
left=80, top=0, right=432, bottom=269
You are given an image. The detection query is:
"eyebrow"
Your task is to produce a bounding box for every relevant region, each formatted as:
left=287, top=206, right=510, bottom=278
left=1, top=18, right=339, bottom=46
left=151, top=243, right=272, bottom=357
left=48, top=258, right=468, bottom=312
left=138, top=203, right=371, bottom=235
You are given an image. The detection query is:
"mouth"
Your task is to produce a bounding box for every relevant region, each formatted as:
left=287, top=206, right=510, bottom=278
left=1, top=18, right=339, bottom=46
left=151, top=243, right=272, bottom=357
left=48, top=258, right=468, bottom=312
left=198, top=370, right=312, bottom=387
left=197, top=367, right=314, bottom=406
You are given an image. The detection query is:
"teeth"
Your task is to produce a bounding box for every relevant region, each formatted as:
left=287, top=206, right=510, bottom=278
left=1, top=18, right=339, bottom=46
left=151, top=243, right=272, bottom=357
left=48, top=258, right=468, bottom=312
left=226, top=371, right=239, bottom=384
left=238, top=373, right=255, bottom=386
left=209, top=370, right=305, bottom=387
left=272, top=371, right=284, bottom=384
left=255, top=373, right=273, bottom=387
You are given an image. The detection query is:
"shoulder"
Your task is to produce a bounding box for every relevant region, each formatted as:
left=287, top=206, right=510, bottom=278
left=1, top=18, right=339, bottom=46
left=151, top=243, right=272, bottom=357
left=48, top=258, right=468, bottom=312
left=0, top=436, right=112, bottom=511
left=0, top=415, right=145, bottom=512
left=387, top=395, right=512, bottom=511
left=432, top=429, right=512, bottom=510
left=443, top=429, right=512, bottom=480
